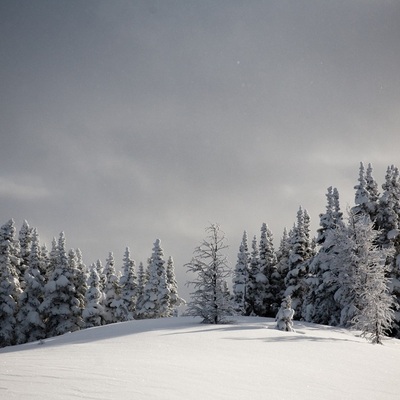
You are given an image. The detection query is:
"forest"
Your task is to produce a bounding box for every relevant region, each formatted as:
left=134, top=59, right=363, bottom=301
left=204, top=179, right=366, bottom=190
left=0, top=162, right=399, bottom=348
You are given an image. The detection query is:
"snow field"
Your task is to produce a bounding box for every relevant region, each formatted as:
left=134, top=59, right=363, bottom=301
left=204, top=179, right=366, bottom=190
left=1, top=316, right=399, bottom=400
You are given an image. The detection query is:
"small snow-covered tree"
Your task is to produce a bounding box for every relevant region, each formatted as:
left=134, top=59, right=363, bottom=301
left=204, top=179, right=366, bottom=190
left=103, top=252, right=131, bottom=323
left=284, top=207, right=313, bottom=315
left=136, top=240, right=170, bottom=319
left=119, top=247, right=138, bottom=317
left=232, top=231, right=250, bottom=315
left=40, top=232, right=82, bottom=338
left=185, top=224, right=234, bottom=324
left=83, top=265, right=105, bottom=328
left=166, top=256, right=185, bottom=316
left=15, top=229, right=46, bottom=344
left=246, top=235, right=260, bottom=315
left=0, top=219, right=22, bottom=347
left=18, top=220, right=33, bottom=285
left=276, top=296, right=295, bottom=332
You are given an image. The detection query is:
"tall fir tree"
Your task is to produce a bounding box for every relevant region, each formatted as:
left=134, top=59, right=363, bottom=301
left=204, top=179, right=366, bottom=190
left=18, top=220, right=33, bottom=285
left=137, top=240, right=170, bottom=319
left=0, top=220, right=22, bottom=347
left=246, top=235, right=260, bottom=315
left=119, top=247, right=138, bottom=318
left=103, top=252, right=130, bottom=323
left=166, top=256, right=185, bottom=316
left=302, top=187, right=343, bottom=324
left=15, top=229, right=46, bottom=344
left=284, top=207, right=313, bottom=315
left=82, top=265, right=105, bottom=328
left=40, top=232, right=82, bottom=338
left=232, top=231, right=250, bottom=315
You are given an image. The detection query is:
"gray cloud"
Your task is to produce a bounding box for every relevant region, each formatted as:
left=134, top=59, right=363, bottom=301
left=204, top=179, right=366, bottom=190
left=1, top=1, right=399, bottom=300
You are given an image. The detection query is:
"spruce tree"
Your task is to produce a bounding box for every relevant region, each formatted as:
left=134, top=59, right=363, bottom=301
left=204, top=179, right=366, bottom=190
left=103, top=252, right=130, bottom=323
left=18, top=220, right=33, bottom=285
left=166, top=256, right=185, bottom=316
left=302, top=187, right=343, bottom=324
left=0, top=219, right=22, bottom=347
left=40, top=232, right=82, bottom=337
left=284, top=207, right=313, bottom=315
left=83, top=265, right=105, bottom=328
left=15, top=229, right=46, bottom=344
left=137, top=239, right=170, bottom=319
left=119, top=247, right=138, bottom=317
left=246, top=235, right=260, bottom=315
left=232, top=231, right=250, bottom=315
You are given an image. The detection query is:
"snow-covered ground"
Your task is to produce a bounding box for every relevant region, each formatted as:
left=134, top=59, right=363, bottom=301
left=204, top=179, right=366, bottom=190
left=1, top=317, right=399, bottom=399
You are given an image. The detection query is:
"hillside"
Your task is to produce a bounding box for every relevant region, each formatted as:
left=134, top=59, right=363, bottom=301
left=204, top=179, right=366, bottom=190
left=1, top=317, right=399, bottom=399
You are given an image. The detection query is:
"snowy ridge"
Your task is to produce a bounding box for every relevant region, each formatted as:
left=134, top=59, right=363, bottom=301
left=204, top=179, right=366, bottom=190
left=1, top=316, right=399, bottom=400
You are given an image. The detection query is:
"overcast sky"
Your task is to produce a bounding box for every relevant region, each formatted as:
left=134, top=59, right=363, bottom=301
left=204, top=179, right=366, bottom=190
left=1, top=1, right=399, bottom=299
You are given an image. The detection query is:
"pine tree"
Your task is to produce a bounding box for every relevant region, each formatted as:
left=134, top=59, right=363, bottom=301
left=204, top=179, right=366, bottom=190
left=185, top=224, right=234, bottom=324
left=275, top=228, right=291, bottom=302
left=40, top=232, right=82, bottom=337
left=166, top=256, right=185, bottom=316
left=83, top=265, right=105, bottom=328
left=137, top=240, right=170, bottom=319
left=261, top=224, right=280, bottom=317
left=119, top=247, right=138, bottom=317
left=15, top=229, right=46, bottom=344
left=103, top=252, right=130, bottom=323
left=136, top=261, right=146, bottom=310
left=232, top=231, right=250, bottom=315
left=246, top=235, right=259, bottom=315
left=284, top=207, right=312, bottom=315
left=302, top=187, right=343, bottom=324
left=18, top=220, right=33, bottom=285
left=0, top=219, right=22, bottom=347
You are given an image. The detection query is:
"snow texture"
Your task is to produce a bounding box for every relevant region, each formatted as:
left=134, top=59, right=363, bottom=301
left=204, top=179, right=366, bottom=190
left=1, top=316, right=399, bottom=400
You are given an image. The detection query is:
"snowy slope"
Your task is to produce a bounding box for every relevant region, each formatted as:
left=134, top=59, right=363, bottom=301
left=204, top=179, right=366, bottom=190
left=1, top=317, right=399, bottom=400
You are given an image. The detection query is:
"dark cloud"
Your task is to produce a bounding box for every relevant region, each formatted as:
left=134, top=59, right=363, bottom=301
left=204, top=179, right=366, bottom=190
left=1, top=1, right=399, bottom=300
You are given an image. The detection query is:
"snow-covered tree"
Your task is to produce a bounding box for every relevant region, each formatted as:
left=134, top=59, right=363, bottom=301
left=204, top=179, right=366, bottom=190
left=18, top=220, right=33, bottom=284
left=40, top=232, right=82, bottom=338
left=331, top=212, right=394, bottom=332
left=260, top=224, right=280, bottom=317
left=0, top=219, right=22, bottom=347
left=284, top=207, right=313, bottom=315
left=136, top=261, right=146, bottom=308
left=103, top=252, right=131, bottom=323
left=119, top=247, right=138, bottom=317
left=276, top=296, right=295, bottom=332
left=302, top=187, right=343, bottom=324
left=15, top=229, right=46, bottom=344
left=185, top=224, right=234, bottom=324
left=246, top=235, right=261, bottom=315
left=346, top=213, right=394, bottom=343
left=137, top=240, right=170, bottom=319
left=232, top=231, right=250, bottom=315
left=83, top=265, right=105, bottom=328
left=275, top=228, right=291, bottom=301
left=166, top=256, right=185, bottom=316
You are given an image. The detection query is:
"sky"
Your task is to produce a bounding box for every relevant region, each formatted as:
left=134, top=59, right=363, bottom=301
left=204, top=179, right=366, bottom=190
left=1, top=1, right=399, bottom=298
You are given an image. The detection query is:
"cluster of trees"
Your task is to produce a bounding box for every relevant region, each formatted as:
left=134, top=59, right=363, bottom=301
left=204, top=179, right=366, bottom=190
left=0, top=221, right=184, bottom=348
left=186, top=163, right=399, bottom=344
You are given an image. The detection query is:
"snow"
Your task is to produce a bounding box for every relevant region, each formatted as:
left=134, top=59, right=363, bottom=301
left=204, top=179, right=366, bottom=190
left=1, top=316, right=399, bottom=399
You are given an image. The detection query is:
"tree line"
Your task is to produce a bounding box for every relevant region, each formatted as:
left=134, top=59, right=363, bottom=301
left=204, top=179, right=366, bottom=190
left=185, top=162, right=399, bottom=344
left=0, top=223, right=184, bottom=348
left=1, top=161, right=399, bottom=347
